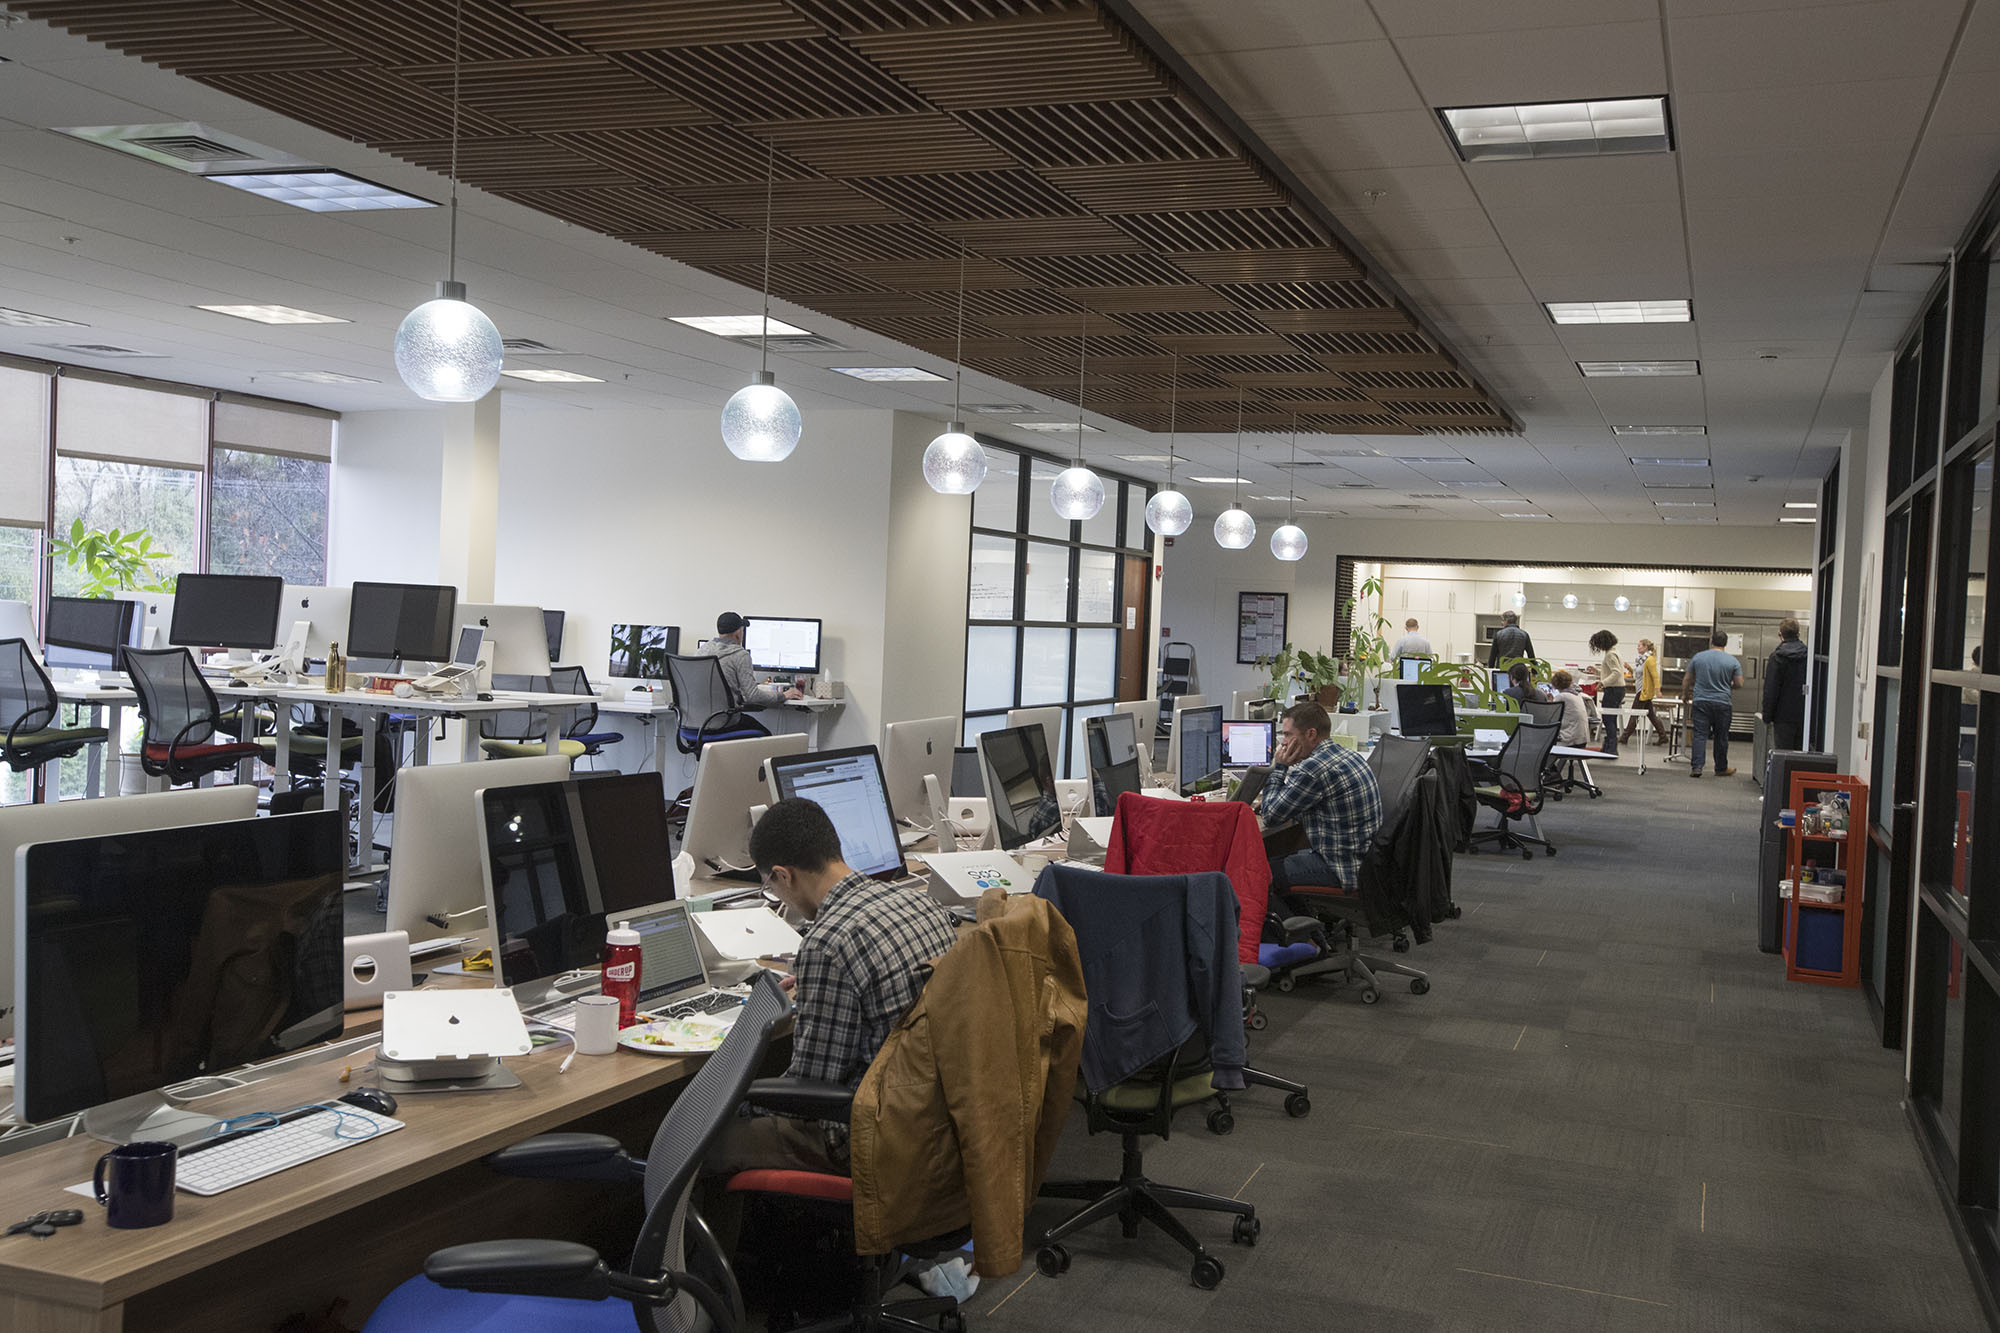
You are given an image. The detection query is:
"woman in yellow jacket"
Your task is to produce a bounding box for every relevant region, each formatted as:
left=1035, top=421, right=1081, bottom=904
left=1621, top=638, right=1669, bottom=744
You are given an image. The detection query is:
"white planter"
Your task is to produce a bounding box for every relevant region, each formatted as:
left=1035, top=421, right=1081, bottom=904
left=117, top=752, right=148, bottom=795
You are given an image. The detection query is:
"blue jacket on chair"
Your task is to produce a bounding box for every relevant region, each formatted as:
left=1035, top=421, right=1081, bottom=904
left=1032, top=864, right=1245, bottom=1092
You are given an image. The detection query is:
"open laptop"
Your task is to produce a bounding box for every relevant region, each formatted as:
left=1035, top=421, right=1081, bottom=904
left=1233, top=764, right=1272, bottom=809
left=623, top=900, right=748, bottom=1022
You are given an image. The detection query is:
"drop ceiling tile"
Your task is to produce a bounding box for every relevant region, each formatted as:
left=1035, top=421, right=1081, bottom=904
left=1555, top=327, right=1701, bottom=357
left=1672, top=80, right=1934, bottom=152
left=1667, top=2, right=1962, bottom=93
left=1248, top=110, right=1460, bottom=170
left=1126, top=0, right=1385, bottom=53
left=1385, top=275, right=1538, bottom=307
left=1374, top=0, right=1659, bottom=39
left=1466, top=152, right=1680, bottom=211
left=1395, top=21, right=1667, bottom=107
left=1191, top=41, right=1426, bottom=120
left=1333, top=205, right=1503, bottom=252
left=1385, top=245, right=1521, bottom=280
left=1679, top=143, right=1908, bottom=204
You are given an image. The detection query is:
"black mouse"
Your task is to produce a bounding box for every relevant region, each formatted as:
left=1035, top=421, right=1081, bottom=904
left=338, top=1086, right=397, bottom=1116
left=477, top=692, right=494, bottom=701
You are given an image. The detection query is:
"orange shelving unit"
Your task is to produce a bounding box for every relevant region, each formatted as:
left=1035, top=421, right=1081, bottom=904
left=1781, top=771, right=1866, bottom=987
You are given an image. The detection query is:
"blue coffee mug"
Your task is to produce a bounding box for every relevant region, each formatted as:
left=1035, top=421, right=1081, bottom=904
left=93, top=1140, right=177, bottom=1229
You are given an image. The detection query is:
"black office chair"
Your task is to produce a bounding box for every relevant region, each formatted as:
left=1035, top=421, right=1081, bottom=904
left=665, top=654, right=769, bottom=758
left=255, top=700, right=365, bottom=785
left=363, top=973, right=791, bottom=1333
left=0, top=638, right=108, bottom=801
left=1468, top=720, right=1560, bottom=858
left=120, top=646, right=263, bottom=787
left=553, top=665, right=625, bottom=762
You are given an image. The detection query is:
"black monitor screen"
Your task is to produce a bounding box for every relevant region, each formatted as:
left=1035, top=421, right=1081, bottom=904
left=950, top=746, right=983, bottom=798
left=769, top=747, right=905, bottom=880
left=1491, top=668, right=1513, bottom=693
left=980, top=724, right=1060, bottom=851
left=608, top=623, right=679, bottom=678
left=745, top=617, right=822, bottom=674
left=543, top=609, right=565, bottom=664
left=346, top=582, right=457, bottom=662
left=575, top=772, right=678, bottom=914
left=1398, top=683, right=1458, bottom=738
left=169, top=573, right=285, bottom=651
left=44, top=596, right=137, bottom=668
left=1085, top=714, right=1141, bottom=818
left=17, top=811, right=344, bottom=1124
left=1177, top=705, right=1223, bottom=793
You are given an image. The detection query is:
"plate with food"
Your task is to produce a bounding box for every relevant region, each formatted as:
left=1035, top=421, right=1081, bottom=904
left=617, top=1014, right=733, bottom=1055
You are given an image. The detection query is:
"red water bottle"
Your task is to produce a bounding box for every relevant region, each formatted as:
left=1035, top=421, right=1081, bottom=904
left=601, top=922, right=643, bottom=1028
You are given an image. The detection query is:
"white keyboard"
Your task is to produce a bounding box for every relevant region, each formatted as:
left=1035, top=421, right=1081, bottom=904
left=176, top=1104, right=403, bottom=1196
left=410, top=934, right=475, bottom=960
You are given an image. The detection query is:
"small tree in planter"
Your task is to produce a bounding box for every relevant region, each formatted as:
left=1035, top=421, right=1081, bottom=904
left=1339, top=574, right=1393, bottom=710
left=48, top=521, right=178, bottom=791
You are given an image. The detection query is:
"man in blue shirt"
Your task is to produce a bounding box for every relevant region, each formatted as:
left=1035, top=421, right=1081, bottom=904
left=1257, top=701, right=1384, bottom=892
left=1686, top=628, right=1743, bottom=778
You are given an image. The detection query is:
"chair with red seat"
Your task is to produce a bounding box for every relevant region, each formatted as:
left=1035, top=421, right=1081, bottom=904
left=120, top=646, right=263, bottom=787
left=1468, top=719, right=1560, bottom=858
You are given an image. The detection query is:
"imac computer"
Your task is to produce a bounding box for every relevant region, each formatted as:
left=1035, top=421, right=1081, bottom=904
left=14, top=810, right=344, bottom=1143
left=745, top=616, right=822, bottom=675
left=682, top=732, right=808, bottom=882
left=1397, top=683, right=1459, bottom=738
left=346, top=582, right=458, bottom=665
left=765, top=746, right=908, bottom=881
left=458, top=602, right=553, bottom=677
left=279, top=585, right=352, bottom=664
left=1220, top=718, right=1275, bottom=770
left=950, top=746, right=984, bottom=799
left=543, top=609, right=565, bottom=664
left=43, top=596, right=138, bottom=671
left=882, top=715, right=957, bottom=828
left=383, top=754, right=572, bottom=941
left=1398, top=656, right=1431, bottom=683
left=0, top=598, right=36, bottom=655
left=1176, top=704, right=1224, bottom=794
left=1084, top=712, right=1142, bottom=818
left=1005, top=707, right=1063, bottom=778
left=1162, top=693, right=1208, bottom=792
left=168, top=573, right=285, bottom=653
left=608, top=623, right=680, bottom=679
left=977, top=723, right=1061, bottom=851
left=125, top=590, right=171, bottom=649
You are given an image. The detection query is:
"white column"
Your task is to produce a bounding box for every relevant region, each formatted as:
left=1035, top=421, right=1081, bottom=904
left=437, top=391, right=501, bottom=600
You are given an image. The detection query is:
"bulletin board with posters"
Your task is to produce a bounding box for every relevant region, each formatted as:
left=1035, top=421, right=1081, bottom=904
left=1237, top=592, right=1288, bottom=664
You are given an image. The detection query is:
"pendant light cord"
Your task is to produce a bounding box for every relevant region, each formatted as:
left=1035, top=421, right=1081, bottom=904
left=1166, top=352, right=1178, bottom=490
left=1074, top=312, right=1088, bottom=467
left=759, top=140, right=775, bottom=375
left=447, top=0, right=463, bottom=283
left=1287, top=413, right=1299, bottom=525
left=952, top=241, right=966, bottom=419
left=1233, top=390, right=1245, bottom=509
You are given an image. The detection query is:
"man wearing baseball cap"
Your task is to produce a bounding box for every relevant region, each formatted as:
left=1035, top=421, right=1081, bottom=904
left=706, top=611, right=804, bottom=706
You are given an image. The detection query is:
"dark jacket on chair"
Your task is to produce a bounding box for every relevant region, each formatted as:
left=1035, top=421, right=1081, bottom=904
left=1032, top=863, right=1245, bottom=1092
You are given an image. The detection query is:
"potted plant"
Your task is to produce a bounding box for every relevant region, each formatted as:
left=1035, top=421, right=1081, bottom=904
left=1298, top=649, right=1343, bottom=708
left=1255, top=643, right=1301, bottom=705
left=1339, top=574, right=1393, bottom=709
left=48, top=522, right=178, bottom=793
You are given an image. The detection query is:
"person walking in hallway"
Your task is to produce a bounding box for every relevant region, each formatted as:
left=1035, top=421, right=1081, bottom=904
left=1587, top=629, right=1627, bottom=758
left=1622, top=638, right=1669, bottom=745
left=1763, top=617, right=1809, bottom=752
left=1391, top=618, right=1431, bottom=662
left=1488, top=610, right=1534, bottom=668
left=1687, top=628, right=1743, bottom=778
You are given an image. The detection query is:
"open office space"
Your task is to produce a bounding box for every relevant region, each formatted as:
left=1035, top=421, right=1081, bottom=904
left=0, top=2, right=1995, bottom=1329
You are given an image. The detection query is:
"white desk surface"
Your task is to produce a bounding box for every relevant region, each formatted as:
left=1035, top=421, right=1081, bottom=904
left=590, top=693, right=840, bottom=714
left=1468, top=743, right=1616, bottom=761
left=230, top=682, right=598, bottom=714
left=52, top=681, right=138, bottom=703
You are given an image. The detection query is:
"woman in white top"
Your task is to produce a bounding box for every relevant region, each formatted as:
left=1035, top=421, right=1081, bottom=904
left=1547, top=670, right=1594, bottom=749
left=1587, top=629, right=1628, bottom=757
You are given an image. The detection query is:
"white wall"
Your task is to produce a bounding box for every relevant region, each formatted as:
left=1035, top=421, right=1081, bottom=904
left=329, top=410, right=443, bottom=586
left=880, top=412, right=971, bottom=726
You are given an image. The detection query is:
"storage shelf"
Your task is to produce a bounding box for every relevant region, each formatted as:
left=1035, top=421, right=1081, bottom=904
left=1782, top=772, right=1866, bottom=988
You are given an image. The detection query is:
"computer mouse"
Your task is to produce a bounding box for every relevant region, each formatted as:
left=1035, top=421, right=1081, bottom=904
left=477, top=692, right=494, bottom=701
left=98, top=684, right=118, bottom=691
left=338, top=1086, right=397, bottom=1116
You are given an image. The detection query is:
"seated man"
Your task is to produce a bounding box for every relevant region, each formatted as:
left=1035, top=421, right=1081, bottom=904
left=1548, top=670, right=1593, bottom=749
left=1257, top=701, right=1384, bottom=893
left=708, top=798, right=960, bottom=1177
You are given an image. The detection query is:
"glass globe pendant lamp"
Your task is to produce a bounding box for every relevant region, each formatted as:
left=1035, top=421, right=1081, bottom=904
left=924, top=246, right=986, bottom=493
left=1146, top=357, right=1193, bottom=536
left=1049, top=317, right=1103, bottom=521
left=723, top=143, right=801, bottom=462
left=1214, top=506, right=1256, bottom=549
left=1269, top=415, right=1307, bottom=560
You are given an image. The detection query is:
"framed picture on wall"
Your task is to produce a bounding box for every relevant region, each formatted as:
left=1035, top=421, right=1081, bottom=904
left=1238, top=592, right=1288, bottom=664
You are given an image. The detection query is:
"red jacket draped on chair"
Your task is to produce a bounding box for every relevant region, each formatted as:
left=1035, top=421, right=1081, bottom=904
left=1103, top=793, right=1268, bottom=966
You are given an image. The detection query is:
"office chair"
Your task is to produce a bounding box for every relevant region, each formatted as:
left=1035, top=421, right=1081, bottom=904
left=1031, top=864, right=1259, bottom=1290
left=1467, top=720, right=1560, bottom=859
left=363, top=973, right=791, bottom=1333
left=553, top=665, right=625, bottom=760
left=478, top=673, right=588, bottom=762
left=1516, top=697, right=1597, bottom=798
left=665, top=654, right=770, bottom=757
left=120, top=646, right=263, bottom=787
left=0, top=637, right=108, bottom=802
left=254, top=700, right=364, bottom=784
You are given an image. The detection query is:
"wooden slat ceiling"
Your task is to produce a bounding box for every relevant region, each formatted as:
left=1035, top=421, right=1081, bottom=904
left=12, top=0, right=1516, bottom=435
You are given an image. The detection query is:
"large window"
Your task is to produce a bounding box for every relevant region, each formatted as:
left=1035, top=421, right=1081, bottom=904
left=51, top=457, right=200, bottom=595
left=208, top=448, right=330, bottom=582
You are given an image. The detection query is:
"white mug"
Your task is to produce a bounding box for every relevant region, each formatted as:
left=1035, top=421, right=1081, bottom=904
left=573, top=994, right=622, bottom=1055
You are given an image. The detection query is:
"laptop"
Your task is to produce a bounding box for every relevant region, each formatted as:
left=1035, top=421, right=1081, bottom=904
left=1233, top=765, right=1272, bottom=809
left=624, top=900, right=750, bottom=1022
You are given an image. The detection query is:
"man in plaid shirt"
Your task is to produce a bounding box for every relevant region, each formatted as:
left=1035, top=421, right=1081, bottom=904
left=1257, top=701, right=1384, bottom=893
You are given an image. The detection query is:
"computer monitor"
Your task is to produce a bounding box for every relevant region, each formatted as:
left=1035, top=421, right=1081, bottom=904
left=765, top=746, right=906, bottom=881
left=977, top=723, right=1061, bottom=851
left=167, top=573, right=285, bottom=652
left=1176, top=704, right=1224, bottom=794
left=950, top=746, right=983, bottom=798
left=452, top=624, right=485, bottom=667
left=458, top=602, right=553, bottom=677
left=43, top=596, right=138, bottom=670
left=883, top=715, right=958, bottom=828
left=745, top=616, right=822, bottom=674
left=125, top=589, right=171, bottom=649
left=14, top=809, right=344, bottom=1140
left=1221, top=718, right=1275, bottom=769
left=1163, top=693, right=1208, bottom=793
left=346, top=582, right=457, bottom=663
left=0, top=598, right=37, bottom=655
left=543, top=609, right=565, bottom=664
left=608, top=623, right=680, bottom=679
left=1491, top=667, right=1513, bottom=693
left=1084, top=712, right=1142, bottom=818
left=279, top=585, right=351, bottom=663
left=383, top=754, right=572, bottom=940
left=682, top=732, right=808, bottom=881
left=1399, top=655, right=1430, bottom=682
left=1397, top=683, right=1458, bottom=738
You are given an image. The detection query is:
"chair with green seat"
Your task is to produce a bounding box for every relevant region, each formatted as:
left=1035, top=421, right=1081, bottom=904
left=255, top=700, right=364, bottom=785
left=478, top=673, right=586, bottom=763
left=550, top=666, right=623, bottom=764
left=0, top=638, right=108, bottom=802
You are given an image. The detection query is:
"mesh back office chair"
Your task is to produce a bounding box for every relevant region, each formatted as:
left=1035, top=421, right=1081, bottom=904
left=120, top=647, right=262, bottom=786
left=1467, top=721, right=1560, bottom=858
left=255, top=698, right=365, bottom=784
left=479, top=674, right=587, bottom=762
left=665, top=654, right=769, bottom=757
left=553, top=665, right=625, bottom=759
left=0, top=638, right=108, bottom=801
left=1521, top=697, right=1600, bottom=798
left=364, top=974, right=792, bottom=1333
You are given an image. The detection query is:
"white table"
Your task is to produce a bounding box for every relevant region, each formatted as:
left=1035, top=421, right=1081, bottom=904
left=50, top=680, right=137, bottom=799
left=1596, top=707, right=1662, bottom=775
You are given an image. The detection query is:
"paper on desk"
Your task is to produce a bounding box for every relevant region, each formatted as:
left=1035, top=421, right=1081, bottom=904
left=693, top=907, right=802, bottom=962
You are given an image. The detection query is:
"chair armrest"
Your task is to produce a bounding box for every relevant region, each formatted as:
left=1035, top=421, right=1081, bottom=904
left=1279, top=915, right=1324, bottom=944
left=744, top=1077, right=854, bottom=1123
left=483, top=1132, right=642, bottom=1183
left=1241, top=962, right=1270, bottom=988
left=425, top=1240, right=612, bottom=1301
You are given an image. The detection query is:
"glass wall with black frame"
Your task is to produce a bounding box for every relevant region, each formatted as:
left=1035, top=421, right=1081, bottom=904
left=1809, top=462, right=1839, bottom=751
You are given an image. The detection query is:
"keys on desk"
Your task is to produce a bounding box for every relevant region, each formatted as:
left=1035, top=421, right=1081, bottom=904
left=7, top=1209, right=82, bottom=1239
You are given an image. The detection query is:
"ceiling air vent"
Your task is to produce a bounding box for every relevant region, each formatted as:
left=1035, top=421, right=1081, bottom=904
left=743, top=334, right=850, bottom=354
left=1406, top=492, right=1462, bottom=500
left=1374, top=502, right=1429, bottom=511
left=127, top=134, right=258, bottom=164
left=1271, top=459, right=1328, bottom=468
left=43, top=342, right=165, bottom=358
left=501, top=338, right=570, bottom=354
left=1336, top=481, right=1379, bottom=490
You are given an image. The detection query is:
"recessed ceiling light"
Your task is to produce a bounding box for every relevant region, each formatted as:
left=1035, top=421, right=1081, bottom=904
left=500, top=367, right=605, bottom=383
left=0, top=305, right=87, bottom=328
left=1630, top=457, right=1710, bottom=467
left=1251, top=494, right=1295, bottom=502
left=273, top=370, right=380, bottom=385
left=830, top=366, right=947, bottom=382
left=1498, top=512, right=1552, bottom=519
left=961, top=402, right=1033, bottom=414
left=1662, top=515, right=1718, bottom=523
left=1546, top=300, right=1690, bottom=325
left=39, top=342, right=164, bottom=358
left=1440, top=479, right=1506, bottom=488
left=1780, top=516, right=1816, bottom=524
left=209, top=170, right=434, bottom=211
left=1118, top=454, right=1174, bottom=463
left=1013, top=421, right=1100, bottom=434
left=1476, top=497, right=1534, bottom=505
left=195, top=303, right=349, bottom=325
left=1785, top=501, right=1818, bottom=510
left=1613, top=424, right=1706, bottom=436
left=1654, top=501, right=1715, bottom=508
left=1644, top=482, right=1712, bottom=490
left=669, top=315, right=811, bottom=338
left=1580, top=360, right=1699, bottom=377
left=1437, top=96, right=1671, bottom=161
left=1188, top=475, right=1250, bottom=484
left=1395, top=456, right=1472, bottom=466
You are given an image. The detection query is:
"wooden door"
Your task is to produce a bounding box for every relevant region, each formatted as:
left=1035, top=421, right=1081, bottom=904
left=1117, top=554, right=1149, bottom=700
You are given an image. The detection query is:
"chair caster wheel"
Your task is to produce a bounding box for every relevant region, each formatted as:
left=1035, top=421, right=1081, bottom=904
left=1284, top=1092, right=1311, bottom=1118
left=1248, top=1011, right=1269, bottom=1031
left=1206, top=1108, right=1235, bottom=1135
left=1191, top=1256, right=1225, bottom=1289
left=1360, top=987, right=1380, bottom=1004
left=1410, top=977, right=1430, bottom=995
left=1546, top=846, right=1558, bottom=856
left=1520, top=847, right=1533, bottom=860
left=1273, top=975, right=1295, bottom=993
left=1036, top=1244, right=1070, bottom=1277
left=1392, top=936, right=1411, bottom=953
left=939, top=1313, right=968, bottom=1333
left=1232, top=1215, right=1261, bottom=1246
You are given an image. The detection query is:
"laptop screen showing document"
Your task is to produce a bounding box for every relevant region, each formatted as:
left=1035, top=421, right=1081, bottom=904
left=625, top=901, right=708, bottom=1001
left=1221, top=719, right=1274, bottom=769
left=767, top=746, right=906, bottom=880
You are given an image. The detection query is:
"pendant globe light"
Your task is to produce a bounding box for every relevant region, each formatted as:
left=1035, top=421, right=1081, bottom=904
left=720, top=143, right=802, bottom=462
left=1270, top=415, right=1308, bottom=561
left=1145, top=354, right=1194, bottom=537
left=394, top=0, right=503, bottom=403
left=1213, top=392, right=1256, bottom=549
left=1050, top=314, right=1105, bottom=520
left=923, top=243, right=987, bottom=493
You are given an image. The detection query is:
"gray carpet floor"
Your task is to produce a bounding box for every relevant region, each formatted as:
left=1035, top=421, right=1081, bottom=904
left=965, top=760, right=1984, bottom=1331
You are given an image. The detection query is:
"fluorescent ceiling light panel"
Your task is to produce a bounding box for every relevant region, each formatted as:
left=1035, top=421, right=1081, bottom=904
left=1395, top=456, right=1472, bottom=466
left=1117, top=454, right=1174, bottom=463
left=1780, top=517, right=1817, bottom=524
left=1613, top=424, right=1706, bottom=436
left=961, top=402, right=1033, bottom=413
left=209, top=170, right=433, bottom=211
left=1644, top=482, right=1712, bottom=490
left=500, top=367, right=604, bottom=383
left=1662, top=515, right=1718, bottom=523
left=1438, top=96, right=1670, bottom=161
left=274, top=370, right=380, bottom=384
left=0, top=306, right=87, bottom=328
left=830, top=366, right=947, bottom=382
left=196, top=303, right=349, bottom=325
left=1498, top=512, right=1552, bottom=519
left=1580, top=360, right=1699, bottom=377
left=1188, top=475, right=1250, bottom=484
left=1546, top=300, right=1690, bottom=325
left=669, top=315, right=809, bottom=338
left=1653, top=501, right=1715, bottom=508
left=1630, top=457, right=1710, bottom=467
left=1440, top=480, right=1506, bottom=489
left=1785, top=501, right=1818, bottom=509
left=1012, top=421, right=1100, bottom=433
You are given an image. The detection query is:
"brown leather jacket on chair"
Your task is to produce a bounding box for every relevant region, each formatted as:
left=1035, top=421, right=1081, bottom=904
left=848, top=890, right=1087, bottom=1277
